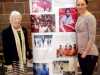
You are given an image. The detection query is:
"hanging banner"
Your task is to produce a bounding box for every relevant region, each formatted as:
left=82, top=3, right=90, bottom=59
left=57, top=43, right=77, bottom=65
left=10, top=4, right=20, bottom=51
left=29, top=0, right=77, bottom=75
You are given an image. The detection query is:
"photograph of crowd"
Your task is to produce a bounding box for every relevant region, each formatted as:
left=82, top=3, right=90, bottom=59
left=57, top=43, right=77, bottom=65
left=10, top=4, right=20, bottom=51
left=31, top=0, right=52, bottom=13
left=31, top=14, right=55, bottom=32
left=33, top=63, right=49, bottom=75
left=59, top=8, right=77, bottom=32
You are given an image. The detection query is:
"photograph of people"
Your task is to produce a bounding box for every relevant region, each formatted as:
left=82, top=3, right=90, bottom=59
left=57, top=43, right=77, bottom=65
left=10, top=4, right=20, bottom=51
left=32, top=0, right=52, bottom=13
left=31, top=14, right=55, bottom=32
left=57, top=44, right=77, bottom=57
left=76, top=0, right=99, bottom=75
left=33, top=63, right=49, bottom=75
left=59, top=8, right=77, bottom=32
left=34, top=35, right=52, bottom=48
left=53, top=61, right=75, bottom=75
left=2, top=11, right=32, bottom=75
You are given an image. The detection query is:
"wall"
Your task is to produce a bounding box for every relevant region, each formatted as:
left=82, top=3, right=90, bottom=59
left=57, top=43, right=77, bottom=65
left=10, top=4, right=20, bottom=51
left=0, top=0, right=100, bottom=74
left=0, top=0, right=32, bottom=54
left=0, top=0, right=100, bottom=50
left=88, top=0, right=100, bottom=50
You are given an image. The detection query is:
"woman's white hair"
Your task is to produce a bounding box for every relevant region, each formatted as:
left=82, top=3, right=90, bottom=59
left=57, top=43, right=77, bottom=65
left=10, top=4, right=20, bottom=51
left=10, top=10, right=22, bottom=19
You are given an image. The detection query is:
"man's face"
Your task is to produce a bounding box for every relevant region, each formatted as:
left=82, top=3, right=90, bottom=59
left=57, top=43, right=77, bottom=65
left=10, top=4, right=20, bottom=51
left=10, top=15, right=22, bottom=29
left=65, top=9, right=71, bottom=16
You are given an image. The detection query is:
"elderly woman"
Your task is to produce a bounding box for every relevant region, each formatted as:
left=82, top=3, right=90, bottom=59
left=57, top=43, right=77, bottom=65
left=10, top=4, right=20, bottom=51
left=2, top=10, right=32, bottom=75
left=75, top=0, right=99, bottom=75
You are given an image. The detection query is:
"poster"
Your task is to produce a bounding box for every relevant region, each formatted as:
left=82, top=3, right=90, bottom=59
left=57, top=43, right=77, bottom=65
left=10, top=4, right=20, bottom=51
left=29, top=0, right=77, bottom=75
left=59, top=8, right=77, bottom=32
left=29, top=0, right=52, bottom=14
left=33, top=63, right=49, bottom=75
left=32, top=33, right=77, bottom=75
left=31, top=14, right=55, bottom=32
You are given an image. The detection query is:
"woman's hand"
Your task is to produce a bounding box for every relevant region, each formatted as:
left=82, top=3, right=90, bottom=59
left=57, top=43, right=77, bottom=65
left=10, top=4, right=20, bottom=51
left=81, top=50, right=88, bottom=58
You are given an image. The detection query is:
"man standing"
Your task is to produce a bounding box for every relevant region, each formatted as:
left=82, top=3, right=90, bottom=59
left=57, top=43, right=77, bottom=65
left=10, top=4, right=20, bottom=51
left=2, top=11, right=32, bottom=75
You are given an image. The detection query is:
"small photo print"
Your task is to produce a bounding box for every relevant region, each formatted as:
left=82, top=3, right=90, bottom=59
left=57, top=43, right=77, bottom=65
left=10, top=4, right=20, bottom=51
left=33, top=34, right=52, bottom=48
left=33, top=63, right=49, bottom=75
left=31, top=14, right=55, bottom=32
left=59, top=8, right=77, bottom=32
left=31, top=0, right=52, bottom=13
left=57, top=44, right=77, bottom=57
left=53, top=61, right=75, bottom=75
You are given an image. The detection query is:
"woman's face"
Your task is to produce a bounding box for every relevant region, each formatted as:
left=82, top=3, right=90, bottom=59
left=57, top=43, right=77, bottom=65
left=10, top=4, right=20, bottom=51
left=76, top=0, right=87, bottom=15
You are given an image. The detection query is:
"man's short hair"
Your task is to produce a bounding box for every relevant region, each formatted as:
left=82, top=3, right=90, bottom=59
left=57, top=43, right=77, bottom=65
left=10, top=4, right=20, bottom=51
left=10, top=10, right=22, bottom=19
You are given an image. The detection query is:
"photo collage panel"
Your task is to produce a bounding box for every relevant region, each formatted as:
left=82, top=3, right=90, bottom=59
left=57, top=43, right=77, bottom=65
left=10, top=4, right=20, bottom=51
left=29, top=0, right=78, bottom=75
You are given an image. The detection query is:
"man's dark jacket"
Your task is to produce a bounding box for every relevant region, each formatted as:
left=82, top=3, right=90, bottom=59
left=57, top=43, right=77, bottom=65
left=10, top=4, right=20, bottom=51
left=2, top=25, right=32, bottom=65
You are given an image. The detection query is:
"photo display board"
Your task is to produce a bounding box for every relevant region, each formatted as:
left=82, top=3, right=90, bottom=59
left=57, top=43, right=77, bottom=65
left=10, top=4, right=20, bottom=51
left=29, top=0, right=78, bottom=75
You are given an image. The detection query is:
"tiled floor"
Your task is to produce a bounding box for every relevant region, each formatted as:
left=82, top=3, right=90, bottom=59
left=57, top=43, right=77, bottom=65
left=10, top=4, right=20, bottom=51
left=1, top=62, right=100, bottom=75
left=0, top=66, right=33, bottom=75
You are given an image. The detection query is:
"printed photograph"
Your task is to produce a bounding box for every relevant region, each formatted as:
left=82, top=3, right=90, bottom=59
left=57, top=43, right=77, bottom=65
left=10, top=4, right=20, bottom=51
left=31, top=14, right=55, bottom=32
left=50, top=33, right=77, bottom=57
left=59, top=8, right=77, bottom=32
left=53, top=60, right=75, bottom=75
left=32, top=33, right=55, bottom=62
left=57, top=44, right=77, bottom=57
left=33, top=35, right=52, bottom=48
left=33, top=63, right=49, bottom=75
left=31, top=0, right=52, bottom=13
